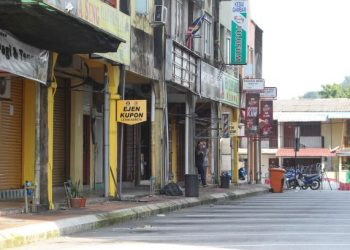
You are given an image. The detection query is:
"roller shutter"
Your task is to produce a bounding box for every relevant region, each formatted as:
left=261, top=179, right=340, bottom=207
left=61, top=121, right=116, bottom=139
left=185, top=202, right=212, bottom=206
left=0, top=78, right=23, bottom=189
left=53, top=80, right=68, bottom=186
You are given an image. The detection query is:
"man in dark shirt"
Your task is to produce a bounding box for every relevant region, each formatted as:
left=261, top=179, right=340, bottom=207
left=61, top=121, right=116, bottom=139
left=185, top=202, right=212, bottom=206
left=196, top=141, right=207, bottom=187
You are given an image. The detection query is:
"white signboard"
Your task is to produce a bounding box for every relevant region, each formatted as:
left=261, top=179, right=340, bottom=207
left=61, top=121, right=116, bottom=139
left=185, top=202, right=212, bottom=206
left=0, top=29, right=49, bottom=84
left=260, top=87, right=277, bottom=99
left=242, top=78, right=265, bottom=92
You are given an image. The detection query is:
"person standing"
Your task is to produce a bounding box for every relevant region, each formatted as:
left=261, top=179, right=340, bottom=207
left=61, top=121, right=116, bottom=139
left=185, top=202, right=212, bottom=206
left=196, top=141, right=207, bottom=187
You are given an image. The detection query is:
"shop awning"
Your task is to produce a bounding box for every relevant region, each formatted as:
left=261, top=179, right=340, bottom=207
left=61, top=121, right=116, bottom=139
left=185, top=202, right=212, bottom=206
left=273, top=112, right=329, bottom=122
left=276, top=148, right=336, bottom=157
left=336, top=149, right=350, bottom=157
left=0, top=1, right=125, bottom=54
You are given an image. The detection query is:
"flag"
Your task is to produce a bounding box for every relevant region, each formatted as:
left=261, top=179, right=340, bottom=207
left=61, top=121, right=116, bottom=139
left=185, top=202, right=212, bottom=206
left=185, top=14, right=206, bottom=48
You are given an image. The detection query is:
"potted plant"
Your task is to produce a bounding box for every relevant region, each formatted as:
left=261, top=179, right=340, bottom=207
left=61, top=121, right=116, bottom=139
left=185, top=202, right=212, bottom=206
left=69, top=180, right=86, bottom=208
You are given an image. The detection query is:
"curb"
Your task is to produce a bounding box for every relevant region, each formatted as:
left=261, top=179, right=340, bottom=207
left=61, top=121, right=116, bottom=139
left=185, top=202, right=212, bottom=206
left=0, top=187, right=269, bottom=249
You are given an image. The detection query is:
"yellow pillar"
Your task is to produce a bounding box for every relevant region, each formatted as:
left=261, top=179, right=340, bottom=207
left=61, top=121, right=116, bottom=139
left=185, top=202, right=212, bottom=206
left=47, top=53, right=58, bottom=210
left=171, top=118, right=177, bottom=183
left=70, top=79, right=83, bottom=186
left=108, top=65, right=120, bottom=197
left=22, top=80, right=36, bottom=184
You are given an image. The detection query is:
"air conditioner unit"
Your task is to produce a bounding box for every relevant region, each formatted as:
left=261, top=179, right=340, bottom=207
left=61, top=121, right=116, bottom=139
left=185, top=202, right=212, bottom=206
left=0, top=77, right=11, bottom=100
left=153, top=5, right=167, bottom=25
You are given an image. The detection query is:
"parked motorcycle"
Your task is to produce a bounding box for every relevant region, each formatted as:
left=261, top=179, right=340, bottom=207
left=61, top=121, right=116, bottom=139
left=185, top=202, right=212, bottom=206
left=284, top=169, right=321, bottom=190
left=298, top=173, right=321, bottom=190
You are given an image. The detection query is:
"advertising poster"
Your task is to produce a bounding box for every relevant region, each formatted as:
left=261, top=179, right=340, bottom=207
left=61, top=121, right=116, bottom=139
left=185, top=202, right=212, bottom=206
left=259, top=100, right=273, bottom=137
left=231, top=0, right=248, bottom=65
left=245, top=93, right=259, bottom=135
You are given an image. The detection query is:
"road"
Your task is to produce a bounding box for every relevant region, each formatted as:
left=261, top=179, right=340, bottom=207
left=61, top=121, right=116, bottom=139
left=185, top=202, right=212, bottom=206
left=13, top=190, right=350, bottom=250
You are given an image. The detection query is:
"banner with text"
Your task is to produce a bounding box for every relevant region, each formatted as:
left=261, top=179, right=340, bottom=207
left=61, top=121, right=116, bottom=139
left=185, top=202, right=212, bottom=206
left=259, top=100, right=273, bottom=137
left=231, top=0, right=248, bottom=65
left=0, top=29, right=49, bottom=84
left=117, top=100, right=147, bottom=125
left=245, top=93, right=259, bottom=136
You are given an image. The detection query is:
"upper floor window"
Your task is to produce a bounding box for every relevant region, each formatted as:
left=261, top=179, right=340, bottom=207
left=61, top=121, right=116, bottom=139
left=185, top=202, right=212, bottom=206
left=203, top=14, right=212, bottom=56
left=135, top=0, right=148, bottom=15
left=225, top=34, right=231, bottom=64
left=175, top=0, right=183, bottom=42
left=120, top=0, right=130, bottom=15
left=102, top=0, right=116, bottom=8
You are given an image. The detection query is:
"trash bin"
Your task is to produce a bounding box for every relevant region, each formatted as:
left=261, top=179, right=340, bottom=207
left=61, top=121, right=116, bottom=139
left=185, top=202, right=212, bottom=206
left=220, top=175, right=230, bottom=188
left=185, top=174, right=199, bottom=197
left=269, top=168, right=286, bottom=193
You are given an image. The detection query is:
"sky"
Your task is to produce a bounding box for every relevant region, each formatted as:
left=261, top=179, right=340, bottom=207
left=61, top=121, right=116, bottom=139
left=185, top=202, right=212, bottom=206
left=249, top=0, right=350, bottom=99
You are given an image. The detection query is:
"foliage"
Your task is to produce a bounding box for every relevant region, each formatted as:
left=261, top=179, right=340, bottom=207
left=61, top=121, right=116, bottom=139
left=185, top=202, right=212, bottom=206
left=319, top=83, right=350, bottom=98
left=301, top=91, right=320, bottom=99
left=70, top=180, right=82, bottom=198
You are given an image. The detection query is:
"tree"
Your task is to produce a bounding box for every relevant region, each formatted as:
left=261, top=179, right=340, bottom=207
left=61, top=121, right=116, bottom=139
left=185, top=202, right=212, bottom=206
left=302, top=91, right=320, bottom=99
left=319, top=83, right=349, bottom=98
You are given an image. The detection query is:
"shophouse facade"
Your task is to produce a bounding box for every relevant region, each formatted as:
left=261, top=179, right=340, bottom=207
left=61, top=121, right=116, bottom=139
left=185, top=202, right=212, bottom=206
left=239, top=99, right=350, bottom=184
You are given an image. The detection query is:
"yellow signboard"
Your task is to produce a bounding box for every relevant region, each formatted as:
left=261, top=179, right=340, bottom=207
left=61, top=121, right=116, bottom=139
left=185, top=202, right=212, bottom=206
left=117, top=100, right=147, bottom=125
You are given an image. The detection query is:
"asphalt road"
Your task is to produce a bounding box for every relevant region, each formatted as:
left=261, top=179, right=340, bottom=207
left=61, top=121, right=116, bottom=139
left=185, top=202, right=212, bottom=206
left=13, top=190, right=350, bottom=250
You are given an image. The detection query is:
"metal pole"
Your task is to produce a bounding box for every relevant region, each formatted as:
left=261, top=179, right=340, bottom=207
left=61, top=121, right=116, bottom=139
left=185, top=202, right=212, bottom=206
left=34, top=83, right=41, bottom=207
left=185, top=94, right=190, bottom=175
left=118, top=65, right=125, bottom=200
left=103, top=66, right=110, bottom=198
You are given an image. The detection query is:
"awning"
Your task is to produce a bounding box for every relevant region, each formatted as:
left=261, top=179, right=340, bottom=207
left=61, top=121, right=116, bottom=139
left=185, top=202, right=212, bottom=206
left=276, top=148, right=336, bottom=157
left=337, top=149, right=350, bottom=157
left=0, top=1, right=125, bottom=54
left=273, top=112, right=329, bottom=122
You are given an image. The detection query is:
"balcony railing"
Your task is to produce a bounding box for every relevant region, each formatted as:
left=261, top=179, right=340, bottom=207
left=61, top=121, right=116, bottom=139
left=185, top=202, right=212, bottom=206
left=283, top=136, right=324, bottom=148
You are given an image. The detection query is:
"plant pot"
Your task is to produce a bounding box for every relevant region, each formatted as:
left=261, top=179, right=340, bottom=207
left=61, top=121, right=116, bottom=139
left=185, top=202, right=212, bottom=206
left=70, top=198, right=86, bottom=208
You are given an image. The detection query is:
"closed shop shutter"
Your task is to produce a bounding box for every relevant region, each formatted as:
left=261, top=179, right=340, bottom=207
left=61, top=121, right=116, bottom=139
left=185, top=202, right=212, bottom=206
left=53, top=80, right=68, bottom=186
left=0, top=78, right=23, bottom=189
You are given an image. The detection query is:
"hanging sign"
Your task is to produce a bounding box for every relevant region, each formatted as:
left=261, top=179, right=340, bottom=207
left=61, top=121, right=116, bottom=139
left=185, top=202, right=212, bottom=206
left=231, top=0, right=248, bottom=65
left=117, top=100, right=147, bottom=125
left=260, top=87, right=277, bottom=99
left=259, top=100, right=273, bottom=137
left=245, top=93, right=260, bottom=135
left=0, top=29, right=49, bottom=84
left=243, top=78, right=265, bottom=92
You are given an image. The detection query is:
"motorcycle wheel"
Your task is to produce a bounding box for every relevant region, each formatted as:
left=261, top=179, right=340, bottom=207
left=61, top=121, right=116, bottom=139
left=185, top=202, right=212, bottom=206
left=289, top=180, right=297, bottom=189
left=310, top=180, right=320, bottom=190
left=301, top=185, right=308, bottom=190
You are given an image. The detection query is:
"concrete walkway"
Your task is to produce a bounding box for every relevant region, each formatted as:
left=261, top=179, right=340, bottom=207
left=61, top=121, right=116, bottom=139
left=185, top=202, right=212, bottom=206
left=0, top=184, right=269, bottom=249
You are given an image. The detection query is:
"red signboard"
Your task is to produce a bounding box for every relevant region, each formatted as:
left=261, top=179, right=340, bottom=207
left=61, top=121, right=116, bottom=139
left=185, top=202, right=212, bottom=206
left=245, top=93, right=260, bottom=136
left=259, top=100, right=273, bottom=136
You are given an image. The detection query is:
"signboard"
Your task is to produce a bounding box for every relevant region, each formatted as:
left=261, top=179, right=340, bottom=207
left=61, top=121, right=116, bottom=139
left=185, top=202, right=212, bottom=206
left=44, top=0, right=130, bottom=65
left=201, top=61, right=220, bottom=100
left=0, top=29, right=49, bottom=84
left=243, top=78, right=265, bottom=92
left=260, top=87, right=277, bottom=99
left=117, top=100, right=147, bottom=125
left=259, top=100, right=273, bottom=136
left=221, top=72, right=240, bottom=107
left=231, top=0, right=248, bottom=65
left=245, top=93, right=259, bottom=135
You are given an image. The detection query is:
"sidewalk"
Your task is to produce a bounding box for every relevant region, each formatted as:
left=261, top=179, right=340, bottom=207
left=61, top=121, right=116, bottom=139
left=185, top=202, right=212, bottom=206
left=0, top=184, right=269, bottom=249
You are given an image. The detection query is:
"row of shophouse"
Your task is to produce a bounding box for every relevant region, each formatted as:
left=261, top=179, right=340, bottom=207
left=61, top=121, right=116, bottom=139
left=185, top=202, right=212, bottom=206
left=0, top=0, right=263, bottom=209
left=238, top=98, right=350, bottom=185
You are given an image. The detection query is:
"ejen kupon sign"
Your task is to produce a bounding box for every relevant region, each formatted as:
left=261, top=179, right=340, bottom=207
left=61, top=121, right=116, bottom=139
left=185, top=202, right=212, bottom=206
left=0, top=29, right=49, bottom=84
left=117, top=100, right=147, bottom=125
left=231, top=0, right=248, bottom=65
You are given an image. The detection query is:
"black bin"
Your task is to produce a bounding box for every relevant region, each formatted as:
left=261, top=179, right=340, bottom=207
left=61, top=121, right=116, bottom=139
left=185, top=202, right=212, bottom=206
left=185, top=174, right=199, bottom=197
left=220, top=175, right=230, bottom=188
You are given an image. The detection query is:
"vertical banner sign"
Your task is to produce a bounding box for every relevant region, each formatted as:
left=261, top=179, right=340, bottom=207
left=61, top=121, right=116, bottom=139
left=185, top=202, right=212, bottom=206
left=231, top=0, right=248, bottom=65
left=259, top=100, right=273, bottom=137
left=245, top=93, right=259, bottom=135
left=222, top=113, right=230, bottom=138
left=117, top=100, right=147, bottom=125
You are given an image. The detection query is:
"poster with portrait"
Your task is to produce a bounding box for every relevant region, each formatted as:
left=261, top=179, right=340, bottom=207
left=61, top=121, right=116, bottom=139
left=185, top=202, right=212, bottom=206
left=245, top=93, right=260, bottom=136
left=259, top=100, right=273, bottom=137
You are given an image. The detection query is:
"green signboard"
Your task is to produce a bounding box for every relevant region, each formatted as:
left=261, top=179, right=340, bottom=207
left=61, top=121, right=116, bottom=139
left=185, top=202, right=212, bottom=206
left=231, top=0, right=248, bottom=65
